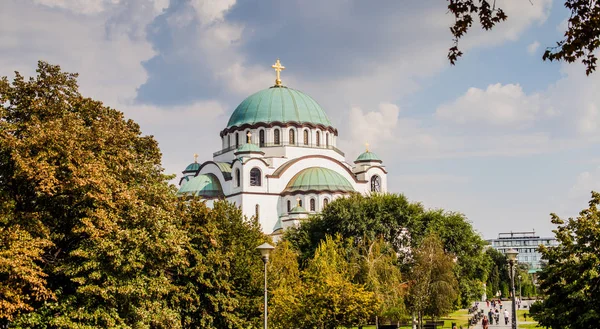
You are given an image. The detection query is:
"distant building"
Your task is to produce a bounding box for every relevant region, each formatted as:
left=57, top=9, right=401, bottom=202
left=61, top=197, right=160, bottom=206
left=487, top=231, right=558, bottom=270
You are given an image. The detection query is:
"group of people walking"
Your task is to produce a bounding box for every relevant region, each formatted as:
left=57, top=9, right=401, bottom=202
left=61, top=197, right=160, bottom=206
left=480, top=299, right=510, bottom=329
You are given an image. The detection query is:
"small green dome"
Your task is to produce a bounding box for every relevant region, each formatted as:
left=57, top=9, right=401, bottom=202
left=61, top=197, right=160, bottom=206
left=355, top=151, right=382, bottom=163
left=227, top=86, right=333, bottom=128
left=177, top=174, right=223, bottom=198
left=235, top=143, right=264, bottom=154
left=289, top=205, right=308, bottom=213
left=284, top=167, right=355, bottom=193
left=184, top=162, right=200, bottom=172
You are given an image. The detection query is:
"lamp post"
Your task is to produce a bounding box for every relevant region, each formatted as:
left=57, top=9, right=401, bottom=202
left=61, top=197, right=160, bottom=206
left=518, top=275, right=522, bottom=302
left=506, top=248, right=519, bottom=329
left=256, top=242, right=275, bottom=329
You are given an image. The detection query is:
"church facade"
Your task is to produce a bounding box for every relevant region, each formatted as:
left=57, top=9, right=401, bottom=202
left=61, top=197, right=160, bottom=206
left=177, top=60, right=388, bottom=237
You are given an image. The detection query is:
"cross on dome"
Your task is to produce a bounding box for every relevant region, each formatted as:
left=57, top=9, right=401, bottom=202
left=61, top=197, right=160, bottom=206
left=193, top=153, right=198, bottom=163
left=272, top=59, right=285, bottom=86
left=365, top=142, right=370, bottom=152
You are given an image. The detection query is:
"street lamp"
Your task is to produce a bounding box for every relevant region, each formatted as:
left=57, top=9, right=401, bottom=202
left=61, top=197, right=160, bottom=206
left=257, top=242, right=275, bottom=329
left=518, top=275, right=522, bottom=302
left=506, top=248, right=519, bottom=329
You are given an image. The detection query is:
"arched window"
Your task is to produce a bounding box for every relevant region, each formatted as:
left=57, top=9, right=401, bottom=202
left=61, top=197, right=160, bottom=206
left=326, top=133, right=329, bottom=148
left=371, top=175, right=381, bottom=192
left=274, top=129, right=280, bottom=145
left=228, top=135, right=231, bottom=147
left=303, top=130, right=309, bottom=145
left=235, top=168, right=241, bottom=187
left=289, top=129, right=295, bottom=145
left=287, top=200, right=291, bottom=212
left=316, top=131, right=320, bottom=147
left=259, top=130, right=265, bottom=147
left=298, top=199, right=303, bottom=207
left=323, top=198, right=329, bottom=208
left=310, top=198, right=316, bottom=211
left=235, top=133, right=239, bottom=148
left=250, top=168, right=261, bottom=186
left=255, top=204, right=260, bottom=219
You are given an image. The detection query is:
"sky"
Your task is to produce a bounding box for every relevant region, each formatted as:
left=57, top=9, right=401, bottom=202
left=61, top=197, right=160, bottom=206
left=1, top=0, right=599, bottom=239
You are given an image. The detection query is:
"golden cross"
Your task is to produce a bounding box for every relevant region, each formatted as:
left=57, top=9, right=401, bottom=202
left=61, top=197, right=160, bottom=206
left=365, top=142, right=369, bottom=152
left=272, top=59, right=285, bottom=86
left=296, top=197, right=301, bottom=207
left=193, top=153, right=198, bottom=163
left=247, top=131, right=252, bottom=143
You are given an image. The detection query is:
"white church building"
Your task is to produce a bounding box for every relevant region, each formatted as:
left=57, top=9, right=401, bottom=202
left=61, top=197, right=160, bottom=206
left=177, top=60, right=388, bottom=237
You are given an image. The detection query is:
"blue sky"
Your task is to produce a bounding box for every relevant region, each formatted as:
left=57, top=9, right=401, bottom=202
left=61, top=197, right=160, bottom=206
left=2, top=0, right=599, bottom=239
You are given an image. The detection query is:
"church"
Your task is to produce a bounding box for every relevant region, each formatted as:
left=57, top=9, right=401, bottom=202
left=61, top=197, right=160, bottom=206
left=177, top=59, right=388, bottom=237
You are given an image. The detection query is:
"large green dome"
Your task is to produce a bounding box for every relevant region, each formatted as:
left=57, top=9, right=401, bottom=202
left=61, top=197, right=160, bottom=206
left=284, top=167, right=355, bottom=193
left=227, top=86, right=333, bottom=128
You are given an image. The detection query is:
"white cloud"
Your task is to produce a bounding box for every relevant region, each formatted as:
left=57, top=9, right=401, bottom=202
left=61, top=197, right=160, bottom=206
left=527, top=41, right=540, bottom=55
left=435, top=83, right=544, bottom=127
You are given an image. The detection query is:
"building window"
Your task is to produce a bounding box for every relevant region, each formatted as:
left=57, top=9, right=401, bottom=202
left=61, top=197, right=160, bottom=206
left=371, top=175, right=381, bottom=192
left=289, top=129, right=295, bottom=145
left=274, top=129, right=280, bottom=145
left=323, top=198, right=329, bottom=208
left=259, top=130, right=265, bottom=147
left=235, top=133, right=239, bottom=148
left=250, top=168, right=261, bottom=186
left=235, top=168, right=241, bottom=187
left=310, top=198, right=316, bottom=211
left=287, top=200, right=291, bottom=212
left=326, top=133, right=329, bottom=147
left=255, top=204, right=260, bottom=219
left=316, top=131, right=320, bottom=146
left=228, top=135, right=231, bottom=147
left=303, top=130, right=309, bottom=145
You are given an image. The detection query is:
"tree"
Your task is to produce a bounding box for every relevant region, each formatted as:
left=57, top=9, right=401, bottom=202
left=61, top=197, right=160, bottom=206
left=530, top=191, right=600, bottom=328
left=354, top=238, right=408, bottom=324
left=286, top=193, right=487, bottom=307
left=407, top=233, right=458, bottom=329
left=1, top=61, right=188, bottom=328
left=267, top=240, right=304, bottom=329
left=301, top=235, right=379, bottom=329
left=285, top=193, right=425, bottom=265
left=173, top=200, right=267, bottom=329
left=447, top=0, right=600, bottom=74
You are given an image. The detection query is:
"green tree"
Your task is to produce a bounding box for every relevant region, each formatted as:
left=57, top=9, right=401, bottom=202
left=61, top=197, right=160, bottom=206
left=354, top=238, right=408, bottom=323
left=484, top=248, right=509, bottom=299
left=286, top=193, right=425, bottom=265
left=174, top=200, right=266, bottom=328
left=268, top=240, right=304, bottom=329
left=447, top=0, right=600, bottom=74
left=286, top=194, right=487, bottom=307
left=408, top=233, right=458, bottom=329
left=302, top=235, right=379, bottom=329
left=1, top=61, right=188, bottom=328
left=530, top=191, right=600, bottom=328
left=420, top=209, right=488, bottom=307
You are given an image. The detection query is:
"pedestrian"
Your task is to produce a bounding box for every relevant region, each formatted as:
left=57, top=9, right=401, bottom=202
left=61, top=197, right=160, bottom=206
left=488, top=309, right=494, bottom=325
left=504, top=309, right=510, bottom=325
left=482, top=315, right=489, bottom=329
left=524, top=313, right=528, bottom=321
left=487, top=299, right=490, bottom=308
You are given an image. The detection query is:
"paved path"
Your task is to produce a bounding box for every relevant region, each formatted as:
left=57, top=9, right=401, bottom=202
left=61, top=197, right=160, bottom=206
left=467, top=302, right=529, bottom=329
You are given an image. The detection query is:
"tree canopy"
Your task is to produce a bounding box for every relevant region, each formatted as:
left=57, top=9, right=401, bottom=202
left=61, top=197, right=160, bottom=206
left=0, top=62, right=270, bottom=328
left=447, top=0, right=600, bottom=74
left=530, top=191, right=600, bottom=328
left=285, top=193, right=487, bottom=309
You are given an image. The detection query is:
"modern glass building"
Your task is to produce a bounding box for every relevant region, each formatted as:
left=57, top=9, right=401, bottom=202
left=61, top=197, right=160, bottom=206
left=487, top=231, right=558, bottom=270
